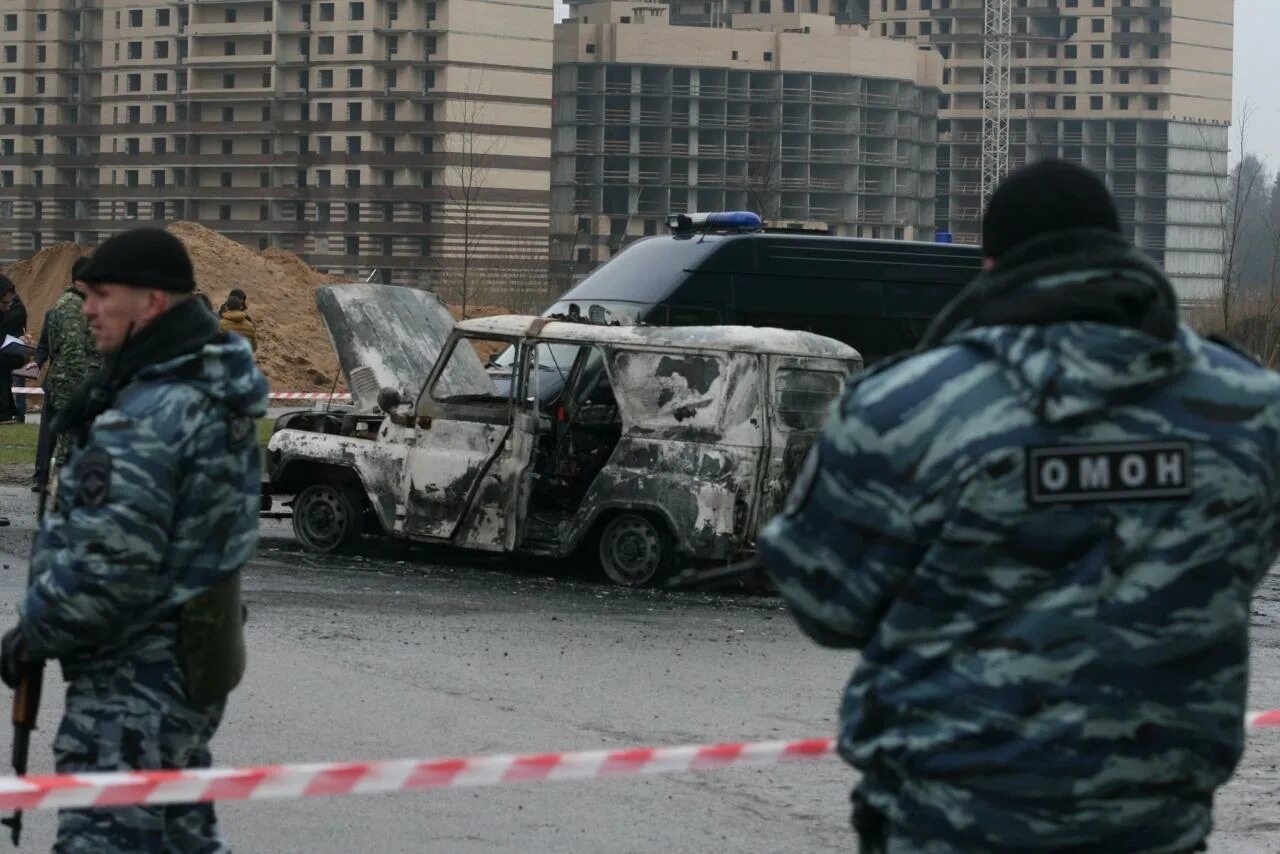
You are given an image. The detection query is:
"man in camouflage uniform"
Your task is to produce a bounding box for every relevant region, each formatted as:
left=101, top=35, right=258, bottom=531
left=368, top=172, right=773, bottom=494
left=0, top=228, right=268, bottom=852
left=35, top=257, right=103, bottom=483
left=760, top=160, right=1280, bottom=853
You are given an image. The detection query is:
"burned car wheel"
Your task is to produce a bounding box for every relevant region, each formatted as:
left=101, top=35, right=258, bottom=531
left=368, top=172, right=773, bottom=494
left=293, top=484, right=364, bottom=554
left=597, top=513, right=673, bottom=587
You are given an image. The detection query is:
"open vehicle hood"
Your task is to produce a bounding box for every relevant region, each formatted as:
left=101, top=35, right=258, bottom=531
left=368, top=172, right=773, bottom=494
left=316, top=284, right=490, bottom=413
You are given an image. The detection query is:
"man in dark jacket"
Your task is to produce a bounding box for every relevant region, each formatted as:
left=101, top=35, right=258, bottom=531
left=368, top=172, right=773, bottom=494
left=0, top=228, right=267, bottom=852
left=760, top=160, right=1280, bottom=852
left=0, top=274, right=29, bottom=424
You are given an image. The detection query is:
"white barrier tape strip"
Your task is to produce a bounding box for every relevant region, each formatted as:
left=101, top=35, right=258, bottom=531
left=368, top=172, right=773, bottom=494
left=0, top=738, right=834, bottom=811
left=11, top=389, right=352, bottom=402
left=2, top=715, right=1278, bottom=812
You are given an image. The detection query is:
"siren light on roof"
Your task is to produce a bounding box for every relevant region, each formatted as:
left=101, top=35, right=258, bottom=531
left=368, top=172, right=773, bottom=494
left=665, top=211, right=763, bottom=233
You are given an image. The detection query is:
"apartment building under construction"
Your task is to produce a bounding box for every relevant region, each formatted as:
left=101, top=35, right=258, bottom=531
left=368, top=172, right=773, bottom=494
left=0, top=0, right=552, bottom=298
left=552, top=0, right=943, bottom=284
left=870, top=0, right=1233, bottom=301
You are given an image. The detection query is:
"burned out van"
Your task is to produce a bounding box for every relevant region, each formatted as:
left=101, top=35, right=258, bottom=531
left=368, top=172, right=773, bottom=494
left=265, top=285, right=862, bottom=586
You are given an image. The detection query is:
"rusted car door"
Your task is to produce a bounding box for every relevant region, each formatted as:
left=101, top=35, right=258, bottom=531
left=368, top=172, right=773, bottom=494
left=401, top=334, right=536, bottom=550
left=756, top=356, right=854, bottom=530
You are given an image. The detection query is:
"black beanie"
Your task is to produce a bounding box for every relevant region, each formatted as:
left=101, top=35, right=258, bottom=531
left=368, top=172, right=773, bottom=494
left=79, top=228, right=196, bottom=293
left=0, top=274, right=12, bottom=296
left=982, top=160, right=1121, bottom=261
left=70, top=256, right=90, bottom=282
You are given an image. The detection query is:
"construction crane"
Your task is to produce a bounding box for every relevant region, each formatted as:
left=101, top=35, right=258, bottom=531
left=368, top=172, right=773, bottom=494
left=980, top=0, right=1013, bottom=207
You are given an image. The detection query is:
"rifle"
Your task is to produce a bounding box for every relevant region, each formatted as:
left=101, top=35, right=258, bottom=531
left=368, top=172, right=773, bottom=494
left=664, top=557, right=764, bottom=592
left=2, top=429, right=54, bottom=845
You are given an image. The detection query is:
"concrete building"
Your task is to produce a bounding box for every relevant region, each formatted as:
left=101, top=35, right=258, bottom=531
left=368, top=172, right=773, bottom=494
left=0, top=0, right=552, bottom=300
left=869, top=0, right=1233, bottom=301
left=553, top=1, right=942, bottom=284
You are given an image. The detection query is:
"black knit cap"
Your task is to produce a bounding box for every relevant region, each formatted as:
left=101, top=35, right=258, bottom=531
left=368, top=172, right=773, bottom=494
left=78, top=228, right=196, bottom=293
left=982, top=159, right=1121, bottom=261
left=0, top=274, right=13, bottom=296
left=70, top=257, right=90, bottom=282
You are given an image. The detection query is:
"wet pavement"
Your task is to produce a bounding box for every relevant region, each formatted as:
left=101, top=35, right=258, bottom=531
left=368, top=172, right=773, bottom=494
left=0, top=485, right=1277, bottom=852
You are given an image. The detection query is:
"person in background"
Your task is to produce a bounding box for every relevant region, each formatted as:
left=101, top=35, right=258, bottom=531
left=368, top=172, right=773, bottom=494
left=217, top=288, right=257, bottom=352
left=0, top=274, right=29, bottom=424
left=760, top=160, right=1280, bottom=853
left=32, top=257, right=101, bottom=492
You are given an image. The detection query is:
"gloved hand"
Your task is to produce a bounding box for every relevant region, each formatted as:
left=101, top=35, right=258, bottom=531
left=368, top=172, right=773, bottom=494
left=0, top=625, right=28, bottom=689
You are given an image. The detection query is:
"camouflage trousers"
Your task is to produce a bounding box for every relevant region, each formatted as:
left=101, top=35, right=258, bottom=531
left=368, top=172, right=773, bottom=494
left=53, top=655, right=228, bottom=853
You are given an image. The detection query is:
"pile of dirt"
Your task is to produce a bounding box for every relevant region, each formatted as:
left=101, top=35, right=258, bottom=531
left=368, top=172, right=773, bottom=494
left=2, top=227, right=526, bottom=394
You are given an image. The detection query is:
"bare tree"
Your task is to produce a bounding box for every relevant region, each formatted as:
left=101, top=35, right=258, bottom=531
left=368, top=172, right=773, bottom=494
left=440, top=77, right=502, bottom=319
left=1215, top=104, right=1263, bottom=330
left=745, top=133, right=781, bottom=222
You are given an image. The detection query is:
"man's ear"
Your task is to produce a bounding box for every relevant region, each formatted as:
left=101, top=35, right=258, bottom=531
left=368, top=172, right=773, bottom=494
left=143, top=289, right=175, bottom=324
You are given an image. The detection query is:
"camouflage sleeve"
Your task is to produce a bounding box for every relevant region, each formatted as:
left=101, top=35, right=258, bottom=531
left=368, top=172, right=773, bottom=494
left=759, top=404, right=922, bottom=649
left=19, top=412, right=180, bottom=659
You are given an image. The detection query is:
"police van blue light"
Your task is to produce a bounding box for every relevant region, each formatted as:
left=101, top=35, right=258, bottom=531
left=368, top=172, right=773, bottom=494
left=665, top=211, right=763, bottom=233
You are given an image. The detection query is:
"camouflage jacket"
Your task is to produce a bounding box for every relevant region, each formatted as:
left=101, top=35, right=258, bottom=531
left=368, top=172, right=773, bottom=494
left=20, top=299, right=268, bottom=678
left=760, top=230, right=1280, bottom=851
left=44, top=286, right=102, bottom=409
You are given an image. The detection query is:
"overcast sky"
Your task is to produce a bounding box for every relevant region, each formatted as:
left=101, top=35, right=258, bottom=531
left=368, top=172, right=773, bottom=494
left=1234, top=0, right=1279, bottom=165
left=555, top=2, right=1267, bottom=164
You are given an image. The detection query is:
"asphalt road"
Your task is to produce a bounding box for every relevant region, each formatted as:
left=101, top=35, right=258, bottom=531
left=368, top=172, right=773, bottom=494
left=0, top=486, right=1277, bottom=852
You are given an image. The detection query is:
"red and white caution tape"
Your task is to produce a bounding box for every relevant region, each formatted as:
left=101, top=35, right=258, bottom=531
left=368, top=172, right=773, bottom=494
left=11, top=388, right=351, bottom=403
left=2, top=716, right=1279, bottom=812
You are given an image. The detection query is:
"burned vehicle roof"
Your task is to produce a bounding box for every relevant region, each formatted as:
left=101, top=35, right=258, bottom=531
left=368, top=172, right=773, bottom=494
left=457, top=315, right=863, bottom=361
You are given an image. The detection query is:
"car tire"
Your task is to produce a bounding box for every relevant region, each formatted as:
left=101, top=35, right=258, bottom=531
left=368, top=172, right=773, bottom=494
left=292, top=483, right=364, bottom=554
left=597, top=513, right=674, bottom=587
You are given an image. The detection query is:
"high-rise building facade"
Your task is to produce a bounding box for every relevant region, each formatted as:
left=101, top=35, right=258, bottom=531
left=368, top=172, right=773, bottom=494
left=0, top=0, right=552, bottom=299
left=869, top=0, right=1233, bottom=301
left=553, top=0, right=942, bottom=285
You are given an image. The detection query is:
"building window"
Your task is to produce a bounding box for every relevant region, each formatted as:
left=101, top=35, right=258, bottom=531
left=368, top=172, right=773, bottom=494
left=350, top=2, right=364, bottom=20
left=1091, top=70, right=1103, bottom=85
left=1147, top=96, right=1159, bottom=110
left=318, top=136, right=332, bottom=154
left=127, top=73, right=142, bottom=92
left=348, top=103, right=362, bottom=121
left=348, top=69, right=363, bottom=87
left=1064, top=70, right=1076, bottom=85
left=128, top=41, right=143, bottom=60
left=1091, top=18, right=1104, bottom=32
left=1064, top=45, right=1077, bottom=59
left=763, top=51, right=773, bottom=61
left=348, top=35, right=363, bottom=54
left=386, top=69, right=398, bottom=88
left=36, top=45, right=45, bottom=63
left=1093, top=44, right=1105, bottom=59
left=154, top=73, right=168, bottom=91
left=1090, top=96, right=1103, bottom=110
left=35, top=77, right=45, bottom=94
left=346, top=136, right=361, bottom=154
left=155, top=41, right=169, bottom=59
left=382, top=169, right=394, bottom=186
left=1117, top=95, right=1129, bottom=110
left=320, top=3, right=335, bottom=22
left=225, top=9, right=237, bottom=23
left=1063, top=96, right=1076, bottom=110
left=3, top=47, right=15, bottom=63
left=347, top=170, right=360, bottom=188
left=223, top=73, right=235, bottom=89
left=129, top=9, right=143, bottom=27
left=222, top=106, right=235, bottom=122
left=319, top=69, right=333, bottom=87
left=318, top=36, right=334, bottom=54
left=318, top=170, right=331, bottom=188
left=220, top=205, right=232, bottom=220
left=225, top=41, right=236, bottom=56
left=156, top=8, right=170, bottom=26
left=585, top=43, right=595, bottom=54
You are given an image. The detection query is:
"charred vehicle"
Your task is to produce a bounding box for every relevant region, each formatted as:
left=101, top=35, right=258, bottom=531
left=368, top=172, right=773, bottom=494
left=266, top=285, right=862, bottom=586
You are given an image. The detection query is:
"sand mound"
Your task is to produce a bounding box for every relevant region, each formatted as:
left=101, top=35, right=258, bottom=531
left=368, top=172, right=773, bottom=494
left=2, top=226, right=525, bottom=395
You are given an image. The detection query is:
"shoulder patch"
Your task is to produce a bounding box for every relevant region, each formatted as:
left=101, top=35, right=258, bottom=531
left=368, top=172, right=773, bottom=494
left=74, top=447, right=113, bottom=510
left=1026, top=442, right=1191, bottom=504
